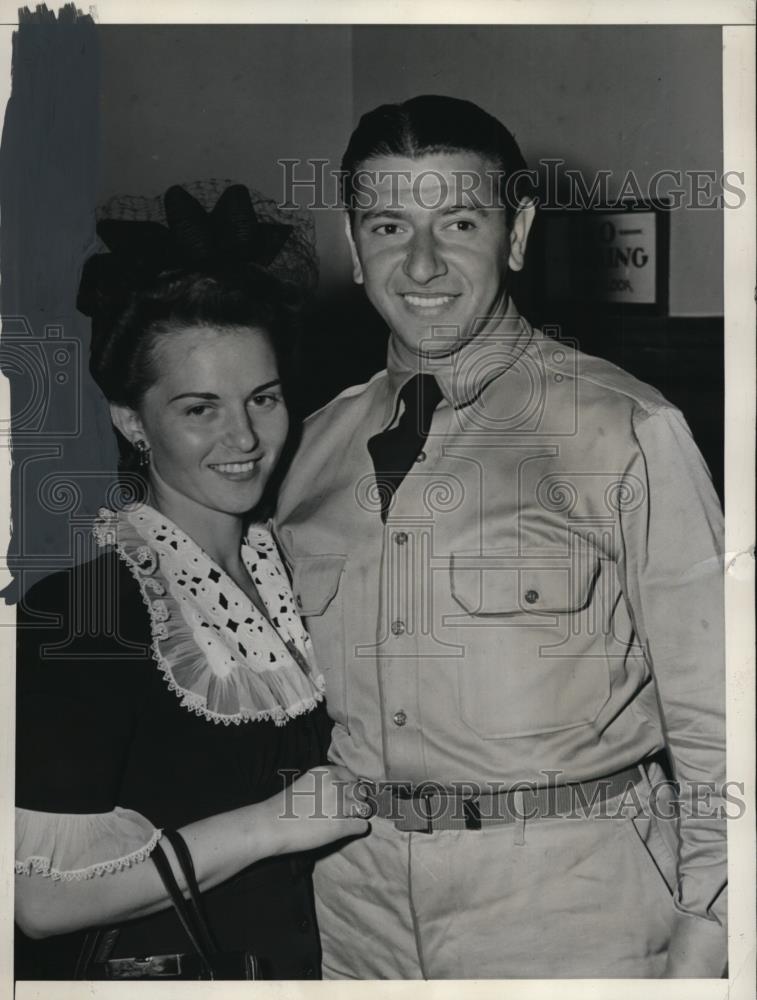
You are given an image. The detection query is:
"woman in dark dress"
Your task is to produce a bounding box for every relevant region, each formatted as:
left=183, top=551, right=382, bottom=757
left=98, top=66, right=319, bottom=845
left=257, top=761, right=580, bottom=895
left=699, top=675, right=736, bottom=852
left=14, top=183, right=369, bottom=980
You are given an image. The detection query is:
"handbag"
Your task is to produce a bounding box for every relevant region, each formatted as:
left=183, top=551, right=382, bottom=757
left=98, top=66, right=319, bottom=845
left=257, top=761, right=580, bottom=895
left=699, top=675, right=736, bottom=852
left=76, top=829, right=260, bottom=980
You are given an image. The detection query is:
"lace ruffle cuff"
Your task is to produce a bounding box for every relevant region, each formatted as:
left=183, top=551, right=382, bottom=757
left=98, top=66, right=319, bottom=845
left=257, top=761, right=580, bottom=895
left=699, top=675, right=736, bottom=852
left=15, top=806, right=162, bottom=880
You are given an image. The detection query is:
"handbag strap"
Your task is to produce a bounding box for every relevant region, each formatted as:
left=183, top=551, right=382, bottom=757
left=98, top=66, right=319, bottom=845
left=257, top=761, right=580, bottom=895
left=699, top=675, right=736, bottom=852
left=161, top=829, right=219, bottom=957
left=150, top=840, right=214, bottom=977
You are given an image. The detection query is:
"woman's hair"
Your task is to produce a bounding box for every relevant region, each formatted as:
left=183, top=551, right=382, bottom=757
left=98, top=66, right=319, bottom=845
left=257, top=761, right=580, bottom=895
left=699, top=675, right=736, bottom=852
left=341, top=94, right=532, bottom=229
left=78, top=182, right=315, bottom=513
left=88, top=265, right=301, bottom=498
left=89, top=265, right=298, bottom=407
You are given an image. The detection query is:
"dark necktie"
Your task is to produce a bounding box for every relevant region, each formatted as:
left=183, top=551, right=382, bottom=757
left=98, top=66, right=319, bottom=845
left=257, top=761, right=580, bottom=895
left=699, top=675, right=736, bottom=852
left=367, top=373, right=443, bottom=522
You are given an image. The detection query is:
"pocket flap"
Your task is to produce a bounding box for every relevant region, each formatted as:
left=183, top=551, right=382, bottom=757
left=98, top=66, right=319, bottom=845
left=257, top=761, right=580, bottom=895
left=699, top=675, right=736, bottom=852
left=291, top=555, right=346, bottom=616
left=451, top=549, right=600, bottom=615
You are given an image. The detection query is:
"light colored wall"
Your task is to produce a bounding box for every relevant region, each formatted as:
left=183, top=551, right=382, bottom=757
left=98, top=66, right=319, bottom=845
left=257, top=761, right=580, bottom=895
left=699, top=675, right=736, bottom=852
left=98, top=25, right=354, bottom=293
left=98, top=24, right=723, bottom=314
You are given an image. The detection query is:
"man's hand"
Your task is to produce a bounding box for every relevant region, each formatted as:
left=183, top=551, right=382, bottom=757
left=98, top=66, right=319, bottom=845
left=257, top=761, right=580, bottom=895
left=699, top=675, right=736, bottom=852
left=662, top=910, right=728, bottom=978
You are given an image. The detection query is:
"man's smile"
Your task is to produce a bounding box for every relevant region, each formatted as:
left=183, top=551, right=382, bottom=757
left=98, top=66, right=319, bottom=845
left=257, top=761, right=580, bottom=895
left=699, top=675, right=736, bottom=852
left=399, top=292, right=461, bottom=313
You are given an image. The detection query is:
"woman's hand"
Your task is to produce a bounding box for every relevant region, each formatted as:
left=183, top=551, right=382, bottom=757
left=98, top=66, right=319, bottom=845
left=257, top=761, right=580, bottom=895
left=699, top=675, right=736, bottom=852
left=15, top=766, right=371, bottom=940
left=259, top=765, right=371, bottom=856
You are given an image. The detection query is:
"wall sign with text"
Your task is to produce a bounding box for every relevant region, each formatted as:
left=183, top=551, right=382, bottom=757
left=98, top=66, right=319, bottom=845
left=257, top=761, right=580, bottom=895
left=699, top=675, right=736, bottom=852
left=543, top=202, right=669, bottom=313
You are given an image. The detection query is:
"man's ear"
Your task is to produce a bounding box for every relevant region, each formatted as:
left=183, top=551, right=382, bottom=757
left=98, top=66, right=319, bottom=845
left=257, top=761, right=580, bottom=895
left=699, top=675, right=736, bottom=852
left=507, top=199, right=536, bottom=273
left=109, top=403, right=147, bottom=447
left=343, top=212, right=364, bottom=285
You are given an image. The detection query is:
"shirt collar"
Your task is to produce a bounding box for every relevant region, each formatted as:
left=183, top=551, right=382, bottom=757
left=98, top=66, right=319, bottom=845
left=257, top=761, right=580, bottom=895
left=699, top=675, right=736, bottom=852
left=382, top=296, right=534, bottom=427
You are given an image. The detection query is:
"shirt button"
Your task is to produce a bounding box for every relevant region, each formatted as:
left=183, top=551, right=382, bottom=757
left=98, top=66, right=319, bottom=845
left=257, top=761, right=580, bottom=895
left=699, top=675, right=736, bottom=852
left=391, top=620, right=406, bottom=635
left=415, top=451, right=427, bottom=463
left=295, top=595, right=303, bottom=608
left=395, top=531, right=408, bottom=545
left=393, top=710, right=407, bottom=727
left=298, top=918, right=310, bottom=932
left=524, top=589, right=539, bottom=604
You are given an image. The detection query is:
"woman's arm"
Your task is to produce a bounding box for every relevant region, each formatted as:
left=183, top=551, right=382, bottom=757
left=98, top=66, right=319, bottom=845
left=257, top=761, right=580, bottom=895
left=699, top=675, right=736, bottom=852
left=16, top=765, right=368, bottom=939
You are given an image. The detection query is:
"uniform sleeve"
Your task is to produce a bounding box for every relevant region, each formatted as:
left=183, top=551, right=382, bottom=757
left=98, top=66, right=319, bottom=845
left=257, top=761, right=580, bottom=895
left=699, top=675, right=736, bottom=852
left=618, top=405, right=727, bottom=970
left=15, top=565, right=162, bottom=880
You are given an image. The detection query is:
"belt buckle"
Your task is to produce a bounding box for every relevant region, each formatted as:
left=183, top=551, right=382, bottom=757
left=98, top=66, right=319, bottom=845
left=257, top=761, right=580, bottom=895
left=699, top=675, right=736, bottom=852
left=389, top=787, right=435, bottom=833
left=390, top=787, right=484, bottom=833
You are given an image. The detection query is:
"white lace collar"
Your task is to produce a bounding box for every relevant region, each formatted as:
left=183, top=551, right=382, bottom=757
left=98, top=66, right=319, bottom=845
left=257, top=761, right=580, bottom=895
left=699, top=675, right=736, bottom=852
left=93, top=504, right=324, bottom=726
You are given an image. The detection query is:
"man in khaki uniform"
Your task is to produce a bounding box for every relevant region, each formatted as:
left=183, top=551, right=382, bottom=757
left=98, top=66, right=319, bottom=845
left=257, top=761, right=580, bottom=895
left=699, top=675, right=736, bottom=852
left=276, top=95, right=727, bottom=978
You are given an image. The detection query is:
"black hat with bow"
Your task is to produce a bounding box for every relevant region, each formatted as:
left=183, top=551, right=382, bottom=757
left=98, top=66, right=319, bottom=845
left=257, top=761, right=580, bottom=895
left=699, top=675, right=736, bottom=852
left=77, top=180, right=318, bottom=320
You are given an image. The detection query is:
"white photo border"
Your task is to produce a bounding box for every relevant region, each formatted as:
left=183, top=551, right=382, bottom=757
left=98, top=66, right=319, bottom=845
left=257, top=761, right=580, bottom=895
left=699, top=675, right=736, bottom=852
left=1, top=3, right=754, bottom=999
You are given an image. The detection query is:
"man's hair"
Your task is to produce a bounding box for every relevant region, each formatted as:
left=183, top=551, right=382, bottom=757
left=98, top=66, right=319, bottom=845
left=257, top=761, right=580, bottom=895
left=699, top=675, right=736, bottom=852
left=341, top=94, right=531, bottom=228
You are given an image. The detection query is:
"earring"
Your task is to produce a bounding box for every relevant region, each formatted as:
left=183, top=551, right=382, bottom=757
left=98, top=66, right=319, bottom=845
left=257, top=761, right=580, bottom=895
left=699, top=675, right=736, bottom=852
left=134, top=439, right=151, bottom=468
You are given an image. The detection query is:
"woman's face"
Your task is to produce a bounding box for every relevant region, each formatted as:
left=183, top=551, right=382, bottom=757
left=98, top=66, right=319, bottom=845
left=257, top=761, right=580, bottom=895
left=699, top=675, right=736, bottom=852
left=117, top=325, right=289, bottom=525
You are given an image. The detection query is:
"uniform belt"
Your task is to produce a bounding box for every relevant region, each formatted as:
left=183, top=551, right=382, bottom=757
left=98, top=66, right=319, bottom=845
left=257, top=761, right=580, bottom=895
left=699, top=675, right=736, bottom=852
left=366, top=759, right=656, bottom=833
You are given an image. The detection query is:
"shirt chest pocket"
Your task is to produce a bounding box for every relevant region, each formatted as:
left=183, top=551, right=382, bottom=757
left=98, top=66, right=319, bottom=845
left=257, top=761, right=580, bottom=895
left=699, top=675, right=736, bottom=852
left=290, top=554, right=348, bottom=725
left=448, top=548, right=612, bottom=739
